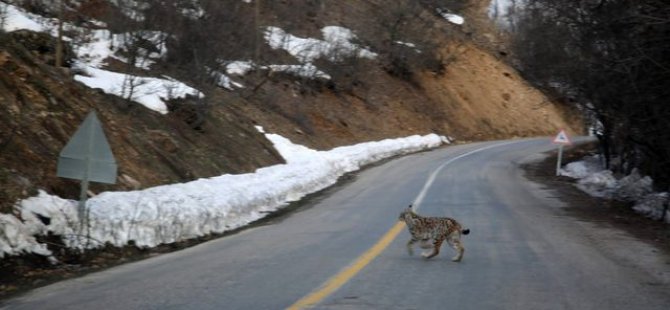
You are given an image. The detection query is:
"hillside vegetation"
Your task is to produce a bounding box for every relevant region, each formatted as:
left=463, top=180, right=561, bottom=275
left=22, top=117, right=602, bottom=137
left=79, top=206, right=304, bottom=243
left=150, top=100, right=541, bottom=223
left=0, top=0, right=583, bottom=213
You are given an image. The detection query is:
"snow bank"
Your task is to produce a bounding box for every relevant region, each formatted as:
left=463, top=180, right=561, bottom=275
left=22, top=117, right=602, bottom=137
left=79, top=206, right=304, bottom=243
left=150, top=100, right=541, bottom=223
left=633, top=193, right=670, bottom=223
left=0, top=213, right=51, bottom=259
left=615, top=169, right=654, bottom=200
left=0, top=131, right=445, bottom=258
left=560, top=155, right=603, bottom=179
left=561, top=156, right=669, bottom=224
left=575, top=170, right=618, bottom=198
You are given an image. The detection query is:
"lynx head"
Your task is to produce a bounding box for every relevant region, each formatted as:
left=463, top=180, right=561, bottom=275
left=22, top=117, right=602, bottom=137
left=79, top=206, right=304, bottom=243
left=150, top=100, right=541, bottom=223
left=398, top=204, right=417, bottom=222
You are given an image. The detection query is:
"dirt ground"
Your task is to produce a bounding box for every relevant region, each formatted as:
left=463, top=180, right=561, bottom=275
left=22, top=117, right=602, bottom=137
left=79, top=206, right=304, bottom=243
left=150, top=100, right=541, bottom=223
left=2, top=143, right=669, bottom=302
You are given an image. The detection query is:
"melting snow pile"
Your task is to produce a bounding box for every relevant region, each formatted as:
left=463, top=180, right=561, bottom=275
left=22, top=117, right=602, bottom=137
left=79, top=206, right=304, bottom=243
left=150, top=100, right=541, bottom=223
left=0, top=130, right=446, bottom=259
left=561, top=155, right=669, bottom=224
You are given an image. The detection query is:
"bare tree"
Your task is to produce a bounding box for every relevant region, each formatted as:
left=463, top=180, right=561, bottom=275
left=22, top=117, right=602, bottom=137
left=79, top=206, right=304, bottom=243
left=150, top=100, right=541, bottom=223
left=510, top=0, right=670, bottom=187
left=0, top=2, right=9, bottom=31
left=373, top=0, right=447, bottom=81
left=120, top=74, right=145, bottom=107
left=55, top=0, right=64, bottom=67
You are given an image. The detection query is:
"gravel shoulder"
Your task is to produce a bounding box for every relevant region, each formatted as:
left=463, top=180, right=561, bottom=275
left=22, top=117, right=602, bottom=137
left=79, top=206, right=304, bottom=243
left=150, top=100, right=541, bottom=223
left=522, top=142, right=670, bottom=263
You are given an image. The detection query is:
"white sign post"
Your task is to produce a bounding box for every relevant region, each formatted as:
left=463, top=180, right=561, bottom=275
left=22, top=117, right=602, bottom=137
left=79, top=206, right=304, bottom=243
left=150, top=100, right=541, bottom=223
left=553, top=129, right=572, bottom=176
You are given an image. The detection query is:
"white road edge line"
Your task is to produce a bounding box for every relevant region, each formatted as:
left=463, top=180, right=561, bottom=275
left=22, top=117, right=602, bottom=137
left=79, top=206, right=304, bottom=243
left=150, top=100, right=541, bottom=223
left=412, top=140, right=521, bottom=210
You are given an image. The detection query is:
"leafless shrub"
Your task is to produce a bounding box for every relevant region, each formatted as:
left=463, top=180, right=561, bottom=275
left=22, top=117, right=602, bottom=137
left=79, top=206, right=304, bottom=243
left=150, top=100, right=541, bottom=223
left=0, top=3, right=9, bottom=31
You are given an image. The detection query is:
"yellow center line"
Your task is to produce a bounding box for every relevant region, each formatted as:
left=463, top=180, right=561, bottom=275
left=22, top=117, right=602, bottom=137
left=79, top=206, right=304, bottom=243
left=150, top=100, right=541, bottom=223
left=287, top=141, right=519, bottom=309
left=287, top=221, right=406, bottom=310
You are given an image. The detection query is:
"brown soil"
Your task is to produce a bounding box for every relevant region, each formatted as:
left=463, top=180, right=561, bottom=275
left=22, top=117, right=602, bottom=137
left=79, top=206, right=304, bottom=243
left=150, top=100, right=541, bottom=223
left=0, top=0, right=583, bottom=214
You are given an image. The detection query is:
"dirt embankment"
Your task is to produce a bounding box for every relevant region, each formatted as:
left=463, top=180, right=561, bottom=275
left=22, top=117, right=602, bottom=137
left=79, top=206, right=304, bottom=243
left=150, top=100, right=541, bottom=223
left=422, top=42, right=580, bottom=140
left=0, top=40, right=283, bottom=211
left=0, top=0, right=583, bottom=213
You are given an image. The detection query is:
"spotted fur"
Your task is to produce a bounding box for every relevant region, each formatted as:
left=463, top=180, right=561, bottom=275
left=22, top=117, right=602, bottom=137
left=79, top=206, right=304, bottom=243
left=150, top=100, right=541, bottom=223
left=398, top=205, right=470, bottom=261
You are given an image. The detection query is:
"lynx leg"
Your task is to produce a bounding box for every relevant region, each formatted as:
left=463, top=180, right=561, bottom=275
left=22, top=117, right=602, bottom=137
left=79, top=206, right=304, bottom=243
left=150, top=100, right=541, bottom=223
left=419, top=239, right=432, bottom=249
left=422, top=238, right=443, bottom=259
left=448, top=237, right=465, bottom=262
left=406, top=238, right=417, bottom=256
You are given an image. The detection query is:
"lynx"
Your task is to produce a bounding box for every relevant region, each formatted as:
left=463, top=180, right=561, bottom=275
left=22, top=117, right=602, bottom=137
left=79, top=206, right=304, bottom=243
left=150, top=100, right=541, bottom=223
left=398, top=204, right=470, bottom=262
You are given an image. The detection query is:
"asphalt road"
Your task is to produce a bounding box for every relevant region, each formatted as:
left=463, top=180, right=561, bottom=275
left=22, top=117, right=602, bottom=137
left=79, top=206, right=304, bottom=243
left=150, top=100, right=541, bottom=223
left=3, top=138, right=669, bottom=309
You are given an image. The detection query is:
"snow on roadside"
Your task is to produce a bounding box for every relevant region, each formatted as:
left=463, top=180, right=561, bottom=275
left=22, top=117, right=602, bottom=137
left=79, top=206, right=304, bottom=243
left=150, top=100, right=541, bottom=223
left=560, top=155, right=603, bottom=179
left=561, top=156, right=669, bottom=224
left=0, top=131, right=446, bottom=258
left=633, top=193, right=670, bottom=223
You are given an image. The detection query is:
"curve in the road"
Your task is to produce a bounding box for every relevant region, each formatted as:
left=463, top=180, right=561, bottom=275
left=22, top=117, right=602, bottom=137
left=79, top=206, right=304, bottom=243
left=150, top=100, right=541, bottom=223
left=288, top=140, right=520, bottom=309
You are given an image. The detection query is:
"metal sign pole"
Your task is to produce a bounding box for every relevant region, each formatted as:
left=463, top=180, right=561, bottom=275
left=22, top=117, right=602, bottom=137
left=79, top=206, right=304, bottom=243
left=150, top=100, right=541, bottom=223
left=78, top=177, right=90, bottom=236
left=552, top=129, right=571, bottom=176
left=556, top=144, right=564, bottom=176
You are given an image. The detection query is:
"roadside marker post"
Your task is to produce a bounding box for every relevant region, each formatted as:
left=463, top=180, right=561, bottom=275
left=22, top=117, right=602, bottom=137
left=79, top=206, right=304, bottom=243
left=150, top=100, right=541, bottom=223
left=57, top=111, right=117, bottom=237
left=552, top=129, right=572, bottom=176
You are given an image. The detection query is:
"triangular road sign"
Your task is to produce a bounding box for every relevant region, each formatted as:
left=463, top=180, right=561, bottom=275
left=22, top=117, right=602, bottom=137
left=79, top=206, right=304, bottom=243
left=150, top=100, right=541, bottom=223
left=552, top=129, right=571, bottom=145
left=57, top=111, right=117, bottom=184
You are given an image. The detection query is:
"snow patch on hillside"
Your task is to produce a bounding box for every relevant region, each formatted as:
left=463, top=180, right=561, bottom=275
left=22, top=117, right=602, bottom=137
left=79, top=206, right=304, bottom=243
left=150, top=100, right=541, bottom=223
left=265, top=26, right=377, bottom=63
left=0, top=3, right=201, bottom=114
